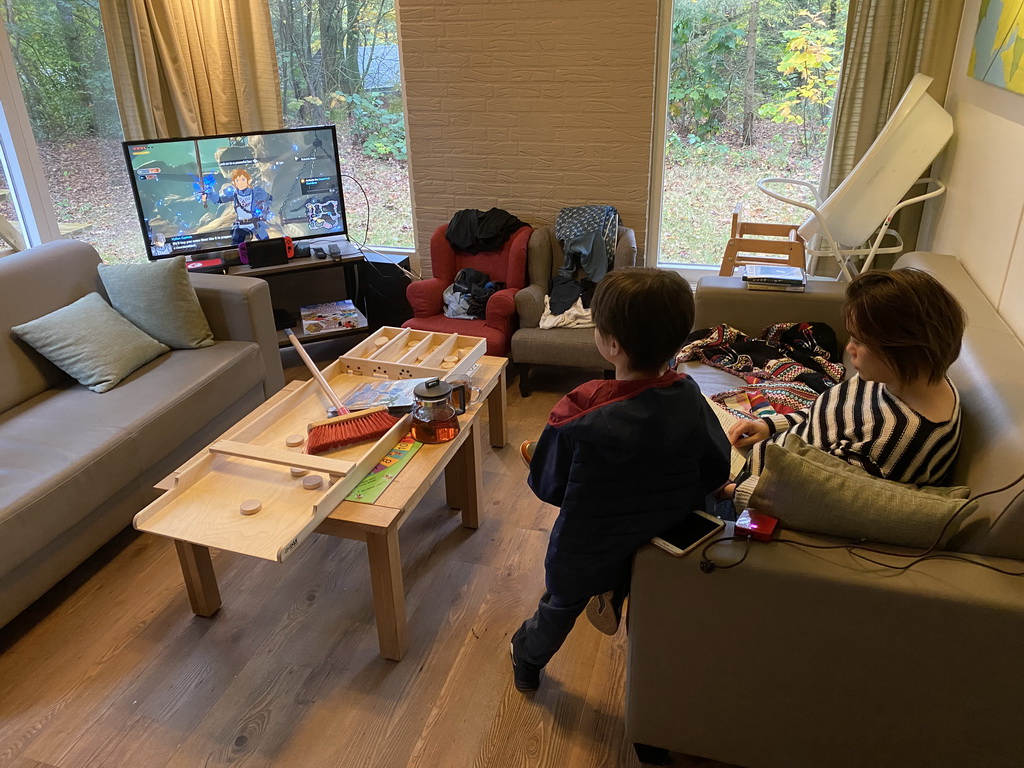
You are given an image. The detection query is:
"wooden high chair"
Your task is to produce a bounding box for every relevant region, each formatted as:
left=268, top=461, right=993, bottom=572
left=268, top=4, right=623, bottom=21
left=718, top=202, right=806, bottom=277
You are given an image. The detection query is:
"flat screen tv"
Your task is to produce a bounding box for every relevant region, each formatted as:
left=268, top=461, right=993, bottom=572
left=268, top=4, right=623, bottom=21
left=123, top=125, right=349, bottom=261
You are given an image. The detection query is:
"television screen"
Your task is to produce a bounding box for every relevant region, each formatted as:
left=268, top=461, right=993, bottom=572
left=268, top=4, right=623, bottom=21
left=123, top=125, right=349, bottom=261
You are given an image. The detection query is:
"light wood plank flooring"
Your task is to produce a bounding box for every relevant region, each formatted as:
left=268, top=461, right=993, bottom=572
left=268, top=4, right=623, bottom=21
left=0, top=344, right=727, bottom=768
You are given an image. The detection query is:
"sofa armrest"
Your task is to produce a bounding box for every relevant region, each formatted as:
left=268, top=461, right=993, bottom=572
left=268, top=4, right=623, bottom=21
left=515, top=284, right=546, bottom=329
left=694, top=276, right=849, bottom=345
left=189, top=272, right=284, bottom=397
left=484, top=285, right=518, bottom=331
left=626, top=526, right=1024, bottom=768
left=407, top=277, right=445, bottom=317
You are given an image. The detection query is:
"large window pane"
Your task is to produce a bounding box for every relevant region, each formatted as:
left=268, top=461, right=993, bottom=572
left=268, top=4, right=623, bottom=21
left=269, top=0, right=413, bottom=249
left=659, top=1, right=846, bottom=267
left=3, top=0, right=144, bottom=263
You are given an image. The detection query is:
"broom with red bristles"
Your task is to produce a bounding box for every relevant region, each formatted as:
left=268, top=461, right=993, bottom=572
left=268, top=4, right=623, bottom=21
left=285, top=329, right=400, bottom=454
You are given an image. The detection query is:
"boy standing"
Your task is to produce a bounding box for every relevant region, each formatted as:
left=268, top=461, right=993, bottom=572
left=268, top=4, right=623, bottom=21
left=511, top=268, right=731, bottom=692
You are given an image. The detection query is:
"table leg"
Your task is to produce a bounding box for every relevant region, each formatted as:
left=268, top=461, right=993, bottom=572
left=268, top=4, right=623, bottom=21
left=174, top=540, right=222, bottom=617
left=365, top=526, right=408, bottom=661
left=486, top=365, right=507, bottom=448
left=445, top=420, right=482, bottom=529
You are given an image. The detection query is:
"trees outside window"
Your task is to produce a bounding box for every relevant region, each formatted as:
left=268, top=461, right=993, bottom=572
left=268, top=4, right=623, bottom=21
left=659, top=0, right=847, bottom=267
left=1, top=0, right=144, bottom=263
left=269, top=0, right=413, bottom=250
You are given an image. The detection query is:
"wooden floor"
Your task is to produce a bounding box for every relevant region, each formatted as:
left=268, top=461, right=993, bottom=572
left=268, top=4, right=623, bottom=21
left=0, top=344, right=724, bottom=768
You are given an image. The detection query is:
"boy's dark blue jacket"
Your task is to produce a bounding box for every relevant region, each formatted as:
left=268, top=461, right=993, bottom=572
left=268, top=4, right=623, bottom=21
left=528, top=370, right=730, bottom=600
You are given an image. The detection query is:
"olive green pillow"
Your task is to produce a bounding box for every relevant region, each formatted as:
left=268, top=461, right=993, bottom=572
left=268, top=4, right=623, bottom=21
left=11, top=292, right=169, bottom=393
left=98, top=255, right=214, bottom=349
left=749, top=434, right=975, bottom=548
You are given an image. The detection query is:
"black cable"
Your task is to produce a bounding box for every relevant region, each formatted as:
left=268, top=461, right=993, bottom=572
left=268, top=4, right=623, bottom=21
left=699, top=535, right=753, bottom=573
left=339, top=172, right=419, bottom=287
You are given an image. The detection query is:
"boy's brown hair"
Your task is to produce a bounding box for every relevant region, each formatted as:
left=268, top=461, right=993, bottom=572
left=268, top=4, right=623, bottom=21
left=591, top=267, right=695, bottom=373
left=231, top=168, right=252, bottom=183
left=842, top=268, right=966, bottom=386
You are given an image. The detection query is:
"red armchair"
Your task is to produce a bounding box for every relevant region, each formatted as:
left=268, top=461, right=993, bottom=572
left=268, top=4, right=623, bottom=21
left=403, top=223, right=532, bottom=357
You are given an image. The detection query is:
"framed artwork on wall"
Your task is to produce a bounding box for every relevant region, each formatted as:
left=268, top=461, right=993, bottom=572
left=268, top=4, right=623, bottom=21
left=969, top=0, right=1024, bottom=93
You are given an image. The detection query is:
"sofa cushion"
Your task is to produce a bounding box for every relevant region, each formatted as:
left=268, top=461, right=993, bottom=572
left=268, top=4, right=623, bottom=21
left=511, top=326, right=610, bottom=370
left=11, top=292, right=170, bottom=393
left=0, top=340, right=264, bottom=579
left=98, top=256, right=215, bottom=349
left=750, top=434, right=976, bottom=548
left=0, top=242, right=107, bottom=412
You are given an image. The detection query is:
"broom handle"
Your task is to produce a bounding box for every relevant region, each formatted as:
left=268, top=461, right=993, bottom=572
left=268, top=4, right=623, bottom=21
left=285, top=329, right=347, bottom=413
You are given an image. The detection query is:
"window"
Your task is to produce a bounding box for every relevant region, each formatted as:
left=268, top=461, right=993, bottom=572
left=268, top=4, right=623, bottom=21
left=652, top=0, right=847, bottom=272
left=1, top=0, right=143, bottom=262
left=269, top=0, right=413, bottom=251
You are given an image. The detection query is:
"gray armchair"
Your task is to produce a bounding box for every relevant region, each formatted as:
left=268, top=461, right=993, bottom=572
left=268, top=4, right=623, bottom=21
left=510, top=225, right=637, bottom=396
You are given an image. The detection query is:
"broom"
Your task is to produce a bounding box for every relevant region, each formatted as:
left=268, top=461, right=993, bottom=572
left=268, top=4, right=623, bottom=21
left=285, top=329, right=399, bottom=454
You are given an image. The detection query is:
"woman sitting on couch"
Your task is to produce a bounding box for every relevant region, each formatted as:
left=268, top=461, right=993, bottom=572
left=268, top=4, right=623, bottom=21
left=722, top=268, right=967, bottom=510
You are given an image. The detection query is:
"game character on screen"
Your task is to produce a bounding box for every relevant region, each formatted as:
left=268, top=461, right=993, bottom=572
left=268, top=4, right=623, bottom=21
left=202, top=168, right=273, bottom=245
left=509, top=268, right=731, bottom=693
left=150, top=233, right=173, bottom=256
left=721, top=268, right=967, bottom=511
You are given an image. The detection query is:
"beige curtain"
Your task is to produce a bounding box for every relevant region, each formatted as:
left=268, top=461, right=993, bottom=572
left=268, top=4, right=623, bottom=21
left=100, top=0, right=283, bottom=140
left=821, top=0, right=964, bottom=263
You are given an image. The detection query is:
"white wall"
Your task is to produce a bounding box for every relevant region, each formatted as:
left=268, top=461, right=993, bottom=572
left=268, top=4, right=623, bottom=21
left=920, top=0, right=1024, bottom=339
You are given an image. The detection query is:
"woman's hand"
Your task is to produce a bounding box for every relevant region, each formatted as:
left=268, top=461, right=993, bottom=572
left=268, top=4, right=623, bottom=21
left=727, top=418, right=770, bottom=448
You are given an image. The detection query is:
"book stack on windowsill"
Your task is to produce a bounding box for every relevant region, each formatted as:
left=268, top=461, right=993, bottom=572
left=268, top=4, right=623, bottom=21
left=740, top=264, right=807, bottom=292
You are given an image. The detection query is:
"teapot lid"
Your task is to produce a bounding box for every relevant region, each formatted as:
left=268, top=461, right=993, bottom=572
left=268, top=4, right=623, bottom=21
left=413, top=377, right=452, bottom=401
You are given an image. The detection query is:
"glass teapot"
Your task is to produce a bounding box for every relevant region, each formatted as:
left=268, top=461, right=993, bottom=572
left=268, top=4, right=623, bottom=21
left=411, top=378, right=467, bottom=444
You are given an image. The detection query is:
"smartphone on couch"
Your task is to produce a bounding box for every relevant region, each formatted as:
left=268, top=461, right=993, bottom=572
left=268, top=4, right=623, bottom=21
left=651, top=510, right=725, bottom=556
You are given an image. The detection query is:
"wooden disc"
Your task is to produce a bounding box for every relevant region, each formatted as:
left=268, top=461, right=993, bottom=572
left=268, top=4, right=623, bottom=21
left=443, top=355, right=458, bottom=363
left=374, top=336, right=389, bottom=347
left=302, top=475, right=324, bottom=490
left=239, top=499, right=262, bottom=516
left=290, top=467, right=309, bottom=477
left=285, top=434, right=305, bottom=448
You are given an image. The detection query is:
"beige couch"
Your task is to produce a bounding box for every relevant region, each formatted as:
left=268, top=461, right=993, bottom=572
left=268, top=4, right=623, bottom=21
left=0, top=240, right=284, bottom=629
left=626, top=252, right=1024, bottom=768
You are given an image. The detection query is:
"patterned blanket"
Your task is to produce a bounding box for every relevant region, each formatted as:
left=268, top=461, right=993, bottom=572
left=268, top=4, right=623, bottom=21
left=675, top=322, right=845, bottom=419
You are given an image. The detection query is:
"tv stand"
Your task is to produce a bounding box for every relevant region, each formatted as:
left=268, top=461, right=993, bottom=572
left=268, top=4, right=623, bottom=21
left=228, top=252, right=366, bottom=346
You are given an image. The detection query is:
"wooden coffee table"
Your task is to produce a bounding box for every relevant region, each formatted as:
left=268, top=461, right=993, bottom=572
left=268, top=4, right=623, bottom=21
left=140, top=356, right=508, bottom=661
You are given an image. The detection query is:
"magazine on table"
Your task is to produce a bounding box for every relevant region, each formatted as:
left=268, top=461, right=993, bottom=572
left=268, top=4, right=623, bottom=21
left=343, top=378, right=434, bottom=412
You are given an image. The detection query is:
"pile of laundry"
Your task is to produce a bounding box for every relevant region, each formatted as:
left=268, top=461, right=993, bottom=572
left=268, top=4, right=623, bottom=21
left=539, top=205, right=619, bottom=330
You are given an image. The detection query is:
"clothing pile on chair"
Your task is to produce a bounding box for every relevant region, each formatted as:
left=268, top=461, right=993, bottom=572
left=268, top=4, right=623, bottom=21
left=443, top=267, right=505, bottom=320
left=540, top=205, right=620, bottom=329
left=676, top=322, right=844, bottom=418
left=446, top=208, right=529, bottom=254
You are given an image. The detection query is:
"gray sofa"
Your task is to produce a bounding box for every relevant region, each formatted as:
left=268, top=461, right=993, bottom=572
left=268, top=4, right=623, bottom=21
left=0, top=240, right=284, bottom=629
left=626, top=251, right=1024, bottom=768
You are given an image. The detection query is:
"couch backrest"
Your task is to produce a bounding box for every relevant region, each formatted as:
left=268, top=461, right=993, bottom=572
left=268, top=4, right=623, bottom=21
left=1, top=240, right=104, bottom=413
left=526, top=225, right=637, bottom=286
left=429, top=223, right=532, bottom=290
left=895, top=253, right=1024, bottom=560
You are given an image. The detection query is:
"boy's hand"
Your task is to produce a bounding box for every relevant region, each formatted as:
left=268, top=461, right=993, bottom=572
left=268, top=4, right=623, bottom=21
left=727, top=419, right=769, bottom=448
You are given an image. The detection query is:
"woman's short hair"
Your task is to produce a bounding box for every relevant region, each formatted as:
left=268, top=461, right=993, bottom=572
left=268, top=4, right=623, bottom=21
left=842, top=268, right=966, bottom=385
left=591, top=267, right=695, bottom=372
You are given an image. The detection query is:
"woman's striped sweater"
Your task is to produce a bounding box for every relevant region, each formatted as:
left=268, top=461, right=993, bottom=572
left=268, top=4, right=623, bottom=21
left=733, top=374, right=962, bottom=510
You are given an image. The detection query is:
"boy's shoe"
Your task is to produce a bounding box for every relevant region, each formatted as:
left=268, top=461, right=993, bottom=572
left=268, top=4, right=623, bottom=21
left=586, top=591, right=621, bottom=636
left=519, top=441, right=536, bottom=468
left=509, top=641, right=540, bottom=692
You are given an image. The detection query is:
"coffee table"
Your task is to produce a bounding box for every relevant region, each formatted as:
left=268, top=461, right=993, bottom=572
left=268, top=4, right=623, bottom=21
left=139, top=356, right=508, bottom=661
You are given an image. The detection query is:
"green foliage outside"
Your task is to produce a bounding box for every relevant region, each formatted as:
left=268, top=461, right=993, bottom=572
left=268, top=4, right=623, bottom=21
left=661, top=0, right=846, bottom=265
left=3, top=0, right=121, bottom=140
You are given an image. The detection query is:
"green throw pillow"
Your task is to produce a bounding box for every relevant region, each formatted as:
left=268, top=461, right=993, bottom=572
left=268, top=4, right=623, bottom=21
left=98, top=255, right=214, bottom=349
left=748, top=433, right=975, bottom=548
left=11, top=292, right=169, bottom=393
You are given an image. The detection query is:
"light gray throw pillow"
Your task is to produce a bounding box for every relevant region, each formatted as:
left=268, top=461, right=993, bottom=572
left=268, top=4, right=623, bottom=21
left=11, top=292, right=169, bottom=393
left=98, top=255, right=214, bottom=349
left=749, top=433, right=975, bottom=548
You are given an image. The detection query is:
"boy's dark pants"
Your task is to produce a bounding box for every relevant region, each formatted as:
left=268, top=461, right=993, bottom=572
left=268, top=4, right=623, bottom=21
left=512, top=583, right=628, bottom=671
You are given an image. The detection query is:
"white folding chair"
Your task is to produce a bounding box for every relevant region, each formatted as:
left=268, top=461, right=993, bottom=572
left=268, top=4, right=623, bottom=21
left=746, top=74, right=954, bottom=280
